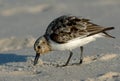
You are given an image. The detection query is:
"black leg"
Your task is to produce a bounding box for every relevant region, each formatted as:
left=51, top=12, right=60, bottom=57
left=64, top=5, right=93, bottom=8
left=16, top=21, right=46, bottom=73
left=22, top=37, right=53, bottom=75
left=62, top=51, right=73, bottom=67
left=79, top=46, right=83, bottom=64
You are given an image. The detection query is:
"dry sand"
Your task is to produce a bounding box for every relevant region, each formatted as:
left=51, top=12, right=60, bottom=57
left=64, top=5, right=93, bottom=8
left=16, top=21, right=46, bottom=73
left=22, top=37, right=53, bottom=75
left=0, top=0, right=120, bottom=81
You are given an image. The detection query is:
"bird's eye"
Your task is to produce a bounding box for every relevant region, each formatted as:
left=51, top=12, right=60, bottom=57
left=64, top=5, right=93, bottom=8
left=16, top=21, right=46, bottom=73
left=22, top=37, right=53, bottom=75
left=37, top=46, right=41, bottom=49
left=42, top=41, right=45, bottom=44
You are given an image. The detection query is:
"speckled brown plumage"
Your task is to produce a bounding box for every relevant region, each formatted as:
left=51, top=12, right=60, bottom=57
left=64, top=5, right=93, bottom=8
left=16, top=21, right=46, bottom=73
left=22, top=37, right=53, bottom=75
left=45, top=15, right=115, bottom=43
left=34, top=15, right=115, bottom=66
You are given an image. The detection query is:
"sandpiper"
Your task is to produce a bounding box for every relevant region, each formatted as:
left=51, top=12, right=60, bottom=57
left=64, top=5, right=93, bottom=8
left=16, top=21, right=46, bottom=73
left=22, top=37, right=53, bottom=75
left=34, top=15, right=115, bottom=66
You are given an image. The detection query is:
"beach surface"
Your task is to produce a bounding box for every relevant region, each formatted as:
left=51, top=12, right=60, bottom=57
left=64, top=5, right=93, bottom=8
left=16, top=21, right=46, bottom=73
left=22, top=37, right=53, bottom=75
left=0, top=0, right=120, bottom=81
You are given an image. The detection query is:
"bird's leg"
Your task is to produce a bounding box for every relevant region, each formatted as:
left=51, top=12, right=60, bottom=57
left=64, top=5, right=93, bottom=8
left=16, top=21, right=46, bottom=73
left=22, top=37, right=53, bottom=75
left=61, top=51, right=73, bottom=67
left=79, top=46, right=83, bottom=64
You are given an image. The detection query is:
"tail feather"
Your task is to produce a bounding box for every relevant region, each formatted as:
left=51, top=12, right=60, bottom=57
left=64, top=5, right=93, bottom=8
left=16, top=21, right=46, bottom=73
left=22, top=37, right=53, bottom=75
left=87, top=27, right=115, bottom=38
left=102, top=27, right=115, bottom=38
left=103, top=31, right=115, bottom=38
left=102, top=27, right=115, bottom=32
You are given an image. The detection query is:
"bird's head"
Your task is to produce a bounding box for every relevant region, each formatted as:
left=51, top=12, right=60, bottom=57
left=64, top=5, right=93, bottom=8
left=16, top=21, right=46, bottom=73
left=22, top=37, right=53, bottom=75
left=34, top=36, right=51, bottom=65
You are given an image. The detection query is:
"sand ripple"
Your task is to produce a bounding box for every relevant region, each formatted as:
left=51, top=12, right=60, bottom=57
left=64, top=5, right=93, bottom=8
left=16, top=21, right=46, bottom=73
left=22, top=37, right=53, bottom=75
left=86, top=72, right=120, bottom=81
left=1, top=4, right=50, bottom=16
left=0, top=36, right=35, bottom=52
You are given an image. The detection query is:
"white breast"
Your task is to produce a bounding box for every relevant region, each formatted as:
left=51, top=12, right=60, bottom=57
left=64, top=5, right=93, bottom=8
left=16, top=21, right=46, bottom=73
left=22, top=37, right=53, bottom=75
left=49, top=33, right=104, bottom=51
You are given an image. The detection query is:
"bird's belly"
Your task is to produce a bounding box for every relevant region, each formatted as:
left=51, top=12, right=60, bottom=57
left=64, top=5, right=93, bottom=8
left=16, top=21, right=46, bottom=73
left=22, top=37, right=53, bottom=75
left=50, top=34, right=103, bottom=51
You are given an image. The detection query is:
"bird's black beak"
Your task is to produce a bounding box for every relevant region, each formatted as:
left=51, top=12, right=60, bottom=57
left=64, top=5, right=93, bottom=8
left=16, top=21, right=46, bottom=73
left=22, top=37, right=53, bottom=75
left=34, top=53, right=40, bottom=65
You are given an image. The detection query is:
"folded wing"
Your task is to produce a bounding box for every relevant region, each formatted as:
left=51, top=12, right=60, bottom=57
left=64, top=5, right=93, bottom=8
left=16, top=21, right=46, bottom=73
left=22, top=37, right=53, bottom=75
left=45, top=15, right=114, bottom=43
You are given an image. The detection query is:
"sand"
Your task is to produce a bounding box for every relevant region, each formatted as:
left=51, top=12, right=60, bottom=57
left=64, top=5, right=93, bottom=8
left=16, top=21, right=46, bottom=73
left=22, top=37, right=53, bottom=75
left=0, top=0, right=120, bottom=81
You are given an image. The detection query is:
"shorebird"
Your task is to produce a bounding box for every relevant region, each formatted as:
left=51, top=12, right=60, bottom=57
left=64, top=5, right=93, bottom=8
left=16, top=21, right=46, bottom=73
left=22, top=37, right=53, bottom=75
left=34, top=15, right=115, bottom=66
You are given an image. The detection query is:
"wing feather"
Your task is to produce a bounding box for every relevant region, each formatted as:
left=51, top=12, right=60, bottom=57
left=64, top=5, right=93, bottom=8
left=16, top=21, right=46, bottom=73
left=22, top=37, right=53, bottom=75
left=45, top=15, right=110, bottom=43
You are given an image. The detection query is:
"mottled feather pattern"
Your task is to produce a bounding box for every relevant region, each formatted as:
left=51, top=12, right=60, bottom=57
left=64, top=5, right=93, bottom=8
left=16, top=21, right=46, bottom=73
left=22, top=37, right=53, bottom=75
left=33, top=15, right=115, bottom=66
left=45, top=15, right=114, bottom=43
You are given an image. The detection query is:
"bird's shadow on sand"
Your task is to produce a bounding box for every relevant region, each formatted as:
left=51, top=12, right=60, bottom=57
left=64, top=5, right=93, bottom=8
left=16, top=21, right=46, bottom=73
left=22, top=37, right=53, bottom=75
left=0, top=53, right=28, bottom=65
